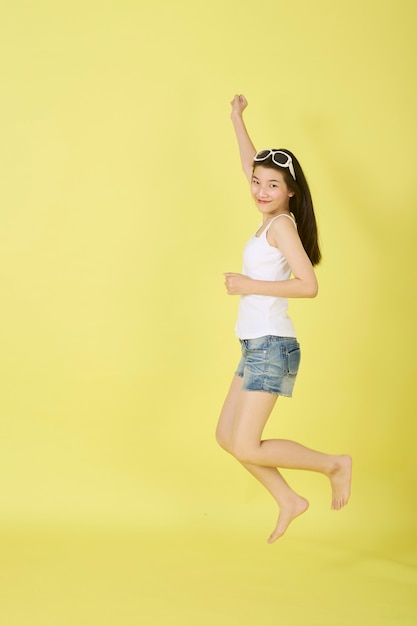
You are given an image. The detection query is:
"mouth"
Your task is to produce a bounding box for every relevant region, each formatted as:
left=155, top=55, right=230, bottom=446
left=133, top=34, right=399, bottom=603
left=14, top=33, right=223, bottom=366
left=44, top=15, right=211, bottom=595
left=257, top=199, right=271, bottom=205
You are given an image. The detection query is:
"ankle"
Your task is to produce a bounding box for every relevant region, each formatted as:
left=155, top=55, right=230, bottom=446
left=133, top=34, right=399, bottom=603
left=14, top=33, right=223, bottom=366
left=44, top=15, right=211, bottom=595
left=326, top=456, right=342, bottom=476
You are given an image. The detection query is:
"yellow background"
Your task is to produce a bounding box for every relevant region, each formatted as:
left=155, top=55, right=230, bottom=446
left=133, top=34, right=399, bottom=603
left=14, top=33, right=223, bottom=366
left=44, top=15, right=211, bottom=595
left=1, top=0, right=416, bottom=624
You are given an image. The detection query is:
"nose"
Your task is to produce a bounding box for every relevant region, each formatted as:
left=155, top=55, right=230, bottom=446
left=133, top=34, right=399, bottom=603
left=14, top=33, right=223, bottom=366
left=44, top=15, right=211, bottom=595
left=258, top=186, right=269, bottom=198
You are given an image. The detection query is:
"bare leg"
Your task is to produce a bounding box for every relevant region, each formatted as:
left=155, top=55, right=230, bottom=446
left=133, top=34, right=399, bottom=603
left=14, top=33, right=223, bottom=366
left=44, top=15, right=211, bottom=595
left=216, top=376, right=309, bottom=541
left=243, top=463, right=309, bottom=542
left=217, top=377, right=352, bottom=539
left=256, top=440, right=352, bottom=510
left=232, top=391, right=352, bottom=510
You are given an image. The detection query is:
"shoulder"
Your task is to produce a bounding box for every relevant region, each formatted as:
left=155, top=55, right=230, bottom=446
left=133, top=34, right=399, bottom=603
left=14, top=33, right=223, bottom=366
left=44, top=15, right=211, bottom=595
left=267, top=214, right=299, bottom=248
left=269, top=215, right=297, bottom=236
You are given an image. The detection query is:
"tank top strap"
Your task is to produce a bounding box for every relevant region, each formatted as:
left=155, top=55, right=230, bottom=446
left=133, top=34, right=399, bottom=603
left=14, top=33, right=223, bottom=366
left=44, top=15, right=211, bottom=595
left=265, top=213, right=297, bottom=232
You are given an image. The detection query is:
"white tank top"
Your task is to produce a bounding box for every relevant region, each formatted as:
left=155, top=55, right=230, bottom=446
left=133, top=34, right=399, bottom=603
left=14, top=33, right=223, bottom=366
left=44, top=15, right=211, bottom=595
left=235, top=214, right=297, bottom=339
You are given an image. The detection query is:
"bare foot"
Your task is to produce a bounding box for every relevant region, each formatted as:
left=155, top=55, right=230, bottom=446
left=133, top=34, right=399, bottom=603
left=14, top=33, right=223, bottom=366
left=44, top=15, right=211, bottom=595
left=267, top=495, right=309, bottom=543
left=329, top=455, right=352, bottom=510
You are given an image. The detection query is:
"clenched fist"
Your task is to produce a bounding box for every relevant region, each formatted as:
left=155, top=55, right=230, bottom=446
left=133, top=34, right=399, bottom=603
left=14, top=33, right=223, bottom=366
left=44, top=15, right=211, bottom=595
left=224, top=272, right=253, bottom=295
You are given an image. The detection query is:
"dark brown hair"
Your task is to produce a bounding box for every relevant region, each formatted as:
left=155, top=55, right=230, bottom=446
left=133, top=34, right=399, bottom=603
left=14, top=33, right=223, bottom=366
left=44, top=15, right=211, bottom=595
left=253, top=149, right=321, bottom=265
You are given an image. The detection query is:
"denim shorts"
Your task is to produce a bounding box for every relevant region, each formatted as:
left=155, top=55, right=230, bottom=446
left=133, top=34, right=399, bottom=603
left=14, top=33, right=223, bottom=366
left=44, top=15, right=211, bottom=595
left=235, top=335, right=301, bottom=397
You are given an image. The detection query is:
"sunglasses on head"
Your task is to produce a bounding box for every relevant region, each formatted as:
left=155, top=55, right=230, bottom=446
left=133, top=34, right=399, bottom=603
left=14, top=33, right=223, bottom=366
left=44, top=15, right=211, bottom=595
left=253, top=149, right=296, bottom=181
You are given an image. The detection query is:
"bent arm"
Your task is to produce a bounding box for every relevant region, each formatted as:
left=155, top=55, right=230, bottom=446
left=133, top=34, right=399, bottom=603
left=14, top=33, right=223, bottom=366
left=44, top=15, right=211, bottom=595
left=225, top=272, right=318, bottom=299
left=243, top=275, right=317, bottom=298
left=224, top=220, right=318, bottom=298
left=230, top=95, right=256, bottom=182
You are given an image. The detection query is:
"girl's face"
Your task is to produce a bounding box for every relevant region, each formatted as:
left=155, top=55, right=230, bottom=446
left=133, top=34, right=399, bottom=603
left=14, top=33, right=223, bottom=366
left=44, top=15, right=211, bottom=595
left=251, top=166, right=293, bottom=216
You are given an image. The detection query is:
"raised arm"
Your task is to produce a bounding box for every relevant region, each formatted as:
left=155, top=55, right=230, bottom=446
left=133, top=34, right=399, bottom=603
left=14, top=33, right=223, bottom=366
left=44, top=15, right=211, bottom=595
left=230, top=94, right=257, bottom=182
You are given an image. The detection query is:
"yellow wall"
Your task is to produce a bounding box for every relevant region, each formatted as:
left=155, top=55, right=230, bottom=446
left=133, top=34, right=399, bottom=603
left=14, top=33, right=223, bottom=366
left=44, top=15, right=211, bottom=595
left=1, top=0, right=416, bottom=549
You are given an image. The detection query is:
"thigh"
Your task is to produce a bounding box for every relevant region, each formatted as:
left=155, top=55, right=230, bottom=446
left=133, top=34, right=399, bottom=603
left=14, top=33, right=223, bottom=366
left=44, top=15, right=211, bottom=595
left=233, top=390, right=278, bottom=459
left=216, top=375, right=244, bottom=449
left=217, top=373, right=279, bottom=456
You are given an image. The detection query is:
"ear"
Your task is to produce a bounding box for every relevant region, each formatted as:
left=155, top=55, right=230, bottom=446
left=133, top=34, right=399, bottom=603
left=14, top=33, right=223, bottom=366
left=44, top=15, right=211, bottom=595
left=288, top=191, right=295, bottom=197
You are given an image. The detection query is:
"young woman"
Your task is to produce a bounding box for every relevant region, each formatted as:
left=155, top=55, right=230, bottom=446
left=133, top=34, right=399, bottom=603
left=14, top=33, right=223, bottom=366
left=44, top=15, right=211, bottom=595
left=216, top=94, right=352, bottom=543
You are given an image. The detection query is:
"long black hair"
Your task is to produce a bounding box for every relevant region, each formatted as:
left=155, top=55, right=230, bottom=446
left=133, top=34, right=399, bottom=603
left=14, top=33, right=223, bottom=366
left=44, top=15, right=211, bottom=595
left=253, top=149, right=321, bottom=266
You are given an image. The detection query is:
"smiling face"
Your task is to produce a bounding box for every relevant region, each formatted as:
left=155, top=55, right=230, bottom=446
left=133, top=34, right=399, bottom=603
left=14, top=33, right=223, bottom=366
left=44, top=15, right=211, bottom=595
left=251, top=166, right=294, bottom=218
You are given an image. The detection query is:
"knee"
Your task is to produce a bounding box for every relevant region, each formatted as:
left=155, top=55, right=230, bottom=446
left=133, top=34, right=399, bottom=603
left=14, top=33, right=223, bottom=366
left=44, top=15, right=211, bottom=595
left=232, top=441, right=258, bottom=465
left=233, top=447, right=250, bottom=464
left=215, top=426, right=233, bottom=454
left=215, top=428, right=258, bottom=464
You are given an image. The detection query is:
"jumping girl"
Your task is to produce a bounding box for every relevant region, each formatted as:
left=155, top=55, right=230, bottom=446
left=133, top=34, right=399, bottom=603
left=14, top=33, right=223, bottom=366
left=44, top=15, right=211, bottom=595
left=216, top=95, right=352, bottom=543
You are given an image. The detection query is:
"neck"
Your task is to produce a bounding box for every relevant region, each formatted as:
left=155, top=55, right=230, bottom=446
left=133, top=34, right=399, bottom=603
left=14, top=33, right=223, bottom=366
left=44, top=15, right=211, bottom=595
left=262, top=209, right=290, bottom=224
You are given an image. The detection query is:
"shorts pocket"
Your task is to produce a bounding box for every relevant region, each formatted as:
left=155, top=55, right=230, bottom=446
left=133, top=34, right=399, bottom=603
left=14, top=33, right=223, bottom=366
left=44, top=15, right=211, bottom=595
left=281, top=343, right=301, bottom=376
left=243, top=337, right=269, bottom=352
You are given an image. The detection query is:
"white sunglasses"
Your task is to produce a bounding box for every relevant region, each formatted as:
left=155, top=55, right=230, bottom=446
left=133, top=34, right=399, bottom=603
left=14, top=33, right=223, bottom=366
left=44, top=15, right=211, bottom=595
left=253, top=149, right=296, bottom=181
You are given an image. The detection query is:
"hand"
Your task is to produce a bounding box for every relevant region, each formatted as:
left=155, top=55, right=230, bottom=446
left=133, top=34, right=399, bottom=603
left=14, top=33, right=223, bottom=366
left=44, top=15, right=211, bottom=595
left=230, top=94, right=248, bottom=118
left=224, top=272, right=253, bottom=295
